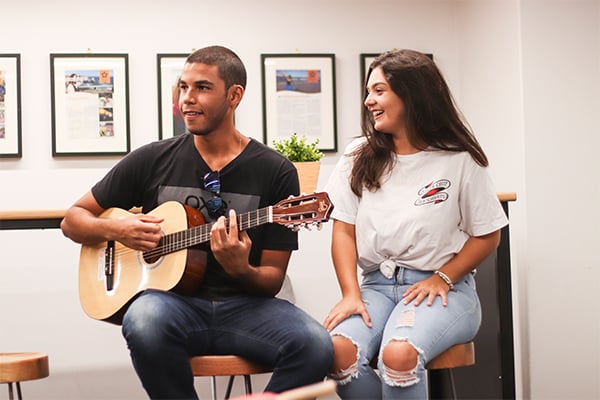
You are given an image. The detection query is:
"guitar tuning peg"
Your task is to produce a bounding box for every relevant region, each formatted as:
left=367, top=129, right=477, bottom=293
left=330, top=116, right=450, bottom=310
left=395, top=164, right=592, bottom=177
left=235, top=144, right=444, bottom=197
left=316, top=222, right=323, bottom=231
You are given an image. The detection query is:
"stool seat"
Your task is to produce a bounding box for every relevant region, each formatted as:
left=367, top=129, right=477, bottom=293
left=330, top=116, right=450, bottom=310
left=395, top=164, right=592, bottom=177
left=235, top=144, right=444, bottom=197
left=0, top=352, right=49, bottom=400
left=0, top=353, right=49, bottom=383
left=426, top=342, right=475, bottom=370
left=190, top=355, right=272, bottom=400
left=190, top=355, right=271, bottom=377
left=427, top=342, right=474, bottom=399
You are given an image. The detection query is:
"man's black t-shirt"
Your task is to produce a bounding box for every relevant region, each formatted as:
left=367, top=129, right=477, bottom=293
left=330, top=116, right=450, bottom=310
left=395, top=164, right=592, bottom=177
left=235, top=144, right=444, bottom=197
left=92, top=133, right=299, bottom=299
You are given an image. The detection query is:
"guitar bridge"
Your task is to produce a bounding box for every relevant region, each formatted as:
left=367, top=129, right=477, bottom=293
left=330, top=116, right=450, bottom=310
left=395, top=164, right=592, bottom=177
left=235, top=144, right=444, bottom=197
left=104, top=241, right=115, bottom=291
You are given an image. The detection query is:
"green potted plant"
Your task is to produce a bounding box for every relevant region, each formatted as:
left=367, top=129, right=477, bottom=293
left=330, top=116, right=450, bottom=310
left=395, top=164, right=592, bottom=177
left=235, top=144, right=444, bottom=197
left=273, top=133, right=324, bottom=194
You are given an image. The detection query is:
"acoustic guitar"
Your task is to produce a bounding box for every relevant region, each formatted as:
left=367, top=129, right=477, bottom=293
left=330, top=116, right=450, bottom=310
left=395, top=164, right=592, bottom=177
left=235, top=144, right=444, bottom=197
left=78, top=192, right=333, bottom=324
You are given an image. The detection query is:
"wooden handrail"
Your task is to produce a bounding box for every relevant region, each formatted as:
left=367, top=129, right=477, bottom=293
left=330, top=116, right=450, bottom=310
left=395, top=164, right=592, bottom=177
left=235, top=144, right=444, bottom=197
left=497, top=192, right=517, bottom=202
left=0, top=209, right=66, bottom=220
left=0, top=207, right=142, bottom=221
left=0, top=193, right=516, bottom=221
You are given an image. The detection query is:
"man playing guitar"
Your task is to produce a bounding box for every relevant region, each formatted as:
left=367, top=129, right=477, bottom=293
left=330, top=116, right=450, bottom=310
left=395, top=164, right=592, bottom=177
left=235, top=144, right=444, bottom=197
left=61, top=45, right=333, bottom=400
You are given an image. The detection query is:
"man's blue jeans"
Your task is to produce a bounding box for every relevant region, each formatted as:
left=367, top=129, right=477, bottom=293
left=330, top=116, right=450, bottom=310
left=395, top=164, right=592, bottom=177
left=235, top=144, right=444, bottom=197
left=122, top=289, right=333, bottom=399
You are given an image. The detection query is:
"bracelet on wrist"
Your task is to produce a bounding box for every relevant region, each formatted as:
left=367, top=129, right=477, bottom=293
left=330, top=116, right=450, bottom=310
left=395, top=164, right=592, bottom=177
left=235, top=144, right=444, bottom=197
left=434, top=270, right=455, bottom=290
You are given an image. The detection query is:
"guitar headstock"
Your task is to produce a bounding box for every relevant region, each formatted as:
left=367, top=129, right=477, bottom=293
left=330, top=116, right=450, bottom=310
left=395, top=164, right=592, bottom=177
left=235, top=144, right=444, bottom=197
left=272, top=192, right=334, bottom=231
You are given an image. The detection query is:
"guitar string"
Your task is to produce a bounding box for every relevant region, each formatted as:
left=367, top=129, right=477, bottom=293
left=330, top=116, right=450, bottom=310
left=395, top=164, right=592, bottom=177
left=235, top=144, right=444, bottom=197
left=95, top=196, right=325, bottom=273
left=103, top=199, right=322, bottom=261
left=104, top=217, right=312, bottom=264
left=106, top=214, right=275, bottom=261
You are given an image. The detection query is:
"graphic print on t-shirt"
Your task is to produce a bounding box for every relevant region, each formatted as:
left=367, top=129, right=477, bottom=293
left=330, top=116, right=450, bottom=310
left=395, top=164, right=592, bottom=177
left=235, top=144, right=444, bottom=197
left=414, top=179, right=451, bottom=206
left=157, top=185, right=260, bottom=221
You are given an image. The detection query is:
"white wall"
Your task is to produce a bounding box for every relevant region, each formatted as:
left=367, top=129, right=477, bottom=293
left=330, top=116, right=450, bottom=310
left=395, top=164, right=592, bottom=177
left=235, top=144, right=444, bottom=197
left=1, top=0, right=598, bottom=399
left=520, top=1, right=600, bottom=399
left=454, top=2, right=530, bottom=398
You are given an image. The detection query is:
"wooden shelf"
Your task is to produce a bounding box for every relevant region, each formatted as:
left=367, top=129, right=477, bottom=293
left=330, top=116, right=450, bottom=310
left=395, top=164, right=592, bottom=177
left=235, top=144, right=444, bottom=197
left=0, top=193, right=516, bottom=230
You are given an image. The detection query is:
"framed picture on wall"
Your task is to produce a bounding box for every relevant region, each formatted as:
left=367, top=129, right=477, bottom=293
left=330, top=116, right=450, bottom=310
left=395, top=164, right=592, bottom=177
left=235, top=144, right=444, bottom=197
left=50, top=53, right=130, bottom=156
left=157, top=53, right=188, bottom=140
left=0, top=54, right=22, bottom=158
left=360, top=51, right=434, bottom=87
left=359, top=53, right=379, bottom=86
left=261, top=53, right=337, bottom=152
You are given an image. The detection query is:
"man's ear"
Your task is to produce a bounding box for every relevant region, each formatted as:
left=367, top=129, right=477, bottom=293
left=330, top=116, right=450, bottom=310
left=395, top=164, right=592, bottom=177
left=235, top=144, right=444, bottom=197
left=229, top=84, right=244, bottom=107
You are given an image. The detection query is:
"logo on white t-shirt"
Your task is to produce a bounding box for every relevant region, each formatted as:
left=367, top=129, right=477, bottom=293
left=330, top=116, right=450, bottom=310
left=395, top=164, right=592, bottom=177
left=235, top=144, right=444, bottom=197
left=415, top=179, right=451, bottom=206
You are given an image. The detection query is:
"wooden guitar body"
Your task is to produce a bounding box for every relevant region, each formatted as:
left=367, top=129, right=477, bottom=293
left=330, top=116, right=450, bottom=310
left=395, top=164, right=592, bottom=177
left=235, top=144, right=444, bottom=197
left=77, top=193, right=333, bottom=325
left=78, top=202, right=207, bottom=324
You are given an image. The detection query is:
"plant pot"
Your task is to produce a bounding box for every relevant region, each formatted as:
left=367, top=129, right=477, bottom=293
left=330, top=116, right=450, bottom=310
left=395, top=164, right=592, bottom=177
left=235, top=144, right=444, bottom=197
left=293, top=161, right=320, bottom=194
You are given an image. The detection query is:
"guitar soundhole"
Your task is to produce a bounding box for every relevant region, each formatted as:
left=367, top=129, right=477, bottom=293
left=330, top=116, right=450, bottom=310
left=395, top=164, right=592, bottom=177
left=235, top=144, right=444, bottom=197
left=143, top=252, right=161, bottom=265
left=141, top=230, right=167, bottom=266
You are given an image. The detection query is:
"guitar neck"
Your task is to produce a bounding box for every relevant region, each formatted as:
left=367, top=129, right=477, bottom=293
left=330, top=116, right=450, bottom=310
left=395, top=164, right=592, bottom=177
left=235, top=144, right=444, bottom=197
left=159, top=206, right=272, bottom=253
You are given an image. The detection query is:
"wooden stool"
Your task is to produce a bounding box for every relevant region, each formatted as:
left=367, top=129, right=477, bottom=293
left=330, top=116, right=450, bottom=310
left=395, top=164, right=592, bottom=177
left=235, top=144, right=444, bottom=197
left=370, top=342, right=474, bottom=399
left=0, top=352, right=49, bottom=400
left=190, top=355, right=272, bottom=400
left=426, top=342, right=474, bottom=399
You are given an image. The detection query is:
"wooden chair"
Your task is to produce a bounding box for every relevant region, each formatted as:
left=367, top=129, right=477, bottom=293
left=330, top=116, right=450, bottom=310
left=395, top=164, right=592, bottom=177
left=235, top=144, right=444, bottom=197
left=0, top=352, right=49, bottom=400
left=190, top=355, right=272, bottom=400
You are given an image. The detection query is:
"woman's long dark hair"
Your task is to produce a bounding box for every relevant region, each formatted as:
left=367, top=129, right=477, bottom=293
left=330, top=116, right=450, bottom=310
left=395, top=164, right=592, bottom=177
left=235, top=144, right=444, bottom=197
left=350, top=49, right=488, bottom=196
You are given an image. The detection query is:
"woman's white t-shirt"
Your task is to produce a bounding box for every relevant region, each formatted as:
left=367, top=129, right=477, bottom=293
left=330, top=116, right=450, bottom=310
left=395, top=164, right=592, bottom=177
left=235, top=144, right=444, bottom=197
left=325, top=138, right=509, bottom=275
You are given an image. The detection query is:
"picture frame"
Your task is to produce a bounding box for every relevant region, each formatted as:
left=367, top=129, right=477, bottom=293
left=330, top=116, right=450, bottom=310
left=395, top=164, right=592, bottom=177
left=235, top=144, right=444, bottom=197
left=0, top=54, right=22, bottom=158
left=360, top=51, right=434, bottom=86
left=359, top=53, right=379, bottom=86
left=157, top=53, right=188, bottom=140
left=50, top=53, right=130, bottom=156
left=261, top=53, right=337, bottom=152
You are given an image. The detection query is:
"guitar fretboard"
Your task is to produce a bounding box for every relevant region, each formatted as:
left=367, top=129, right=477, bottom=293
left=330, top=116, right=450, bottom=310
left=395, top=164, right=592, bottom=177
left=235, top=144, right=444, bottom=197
left=154, top=206, right=273, bottom=256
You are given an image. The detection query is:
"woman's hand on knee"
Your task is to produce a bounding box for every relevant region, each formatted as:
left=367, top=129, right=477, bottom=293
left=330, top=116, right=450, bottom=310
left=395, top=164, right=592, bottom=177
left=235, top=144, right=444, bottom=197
left=323, top=296, right=372, bottom=331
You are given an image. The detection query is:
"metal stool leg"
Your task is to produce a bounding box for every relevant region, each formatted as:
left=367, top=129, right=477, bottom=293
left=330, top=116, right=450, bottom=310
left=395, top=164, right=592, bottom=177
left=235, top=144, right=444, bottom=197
left=222, top=375, right=252, bottom=399
left=243, top=375, right=253, bottom=394
left=210, top=376, right=218, bottom=400
left=448, top=369, right=457, bottom=400
left=224, top=376, right=236, bottom=399
left=6, top=381, right=23, bottom=400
